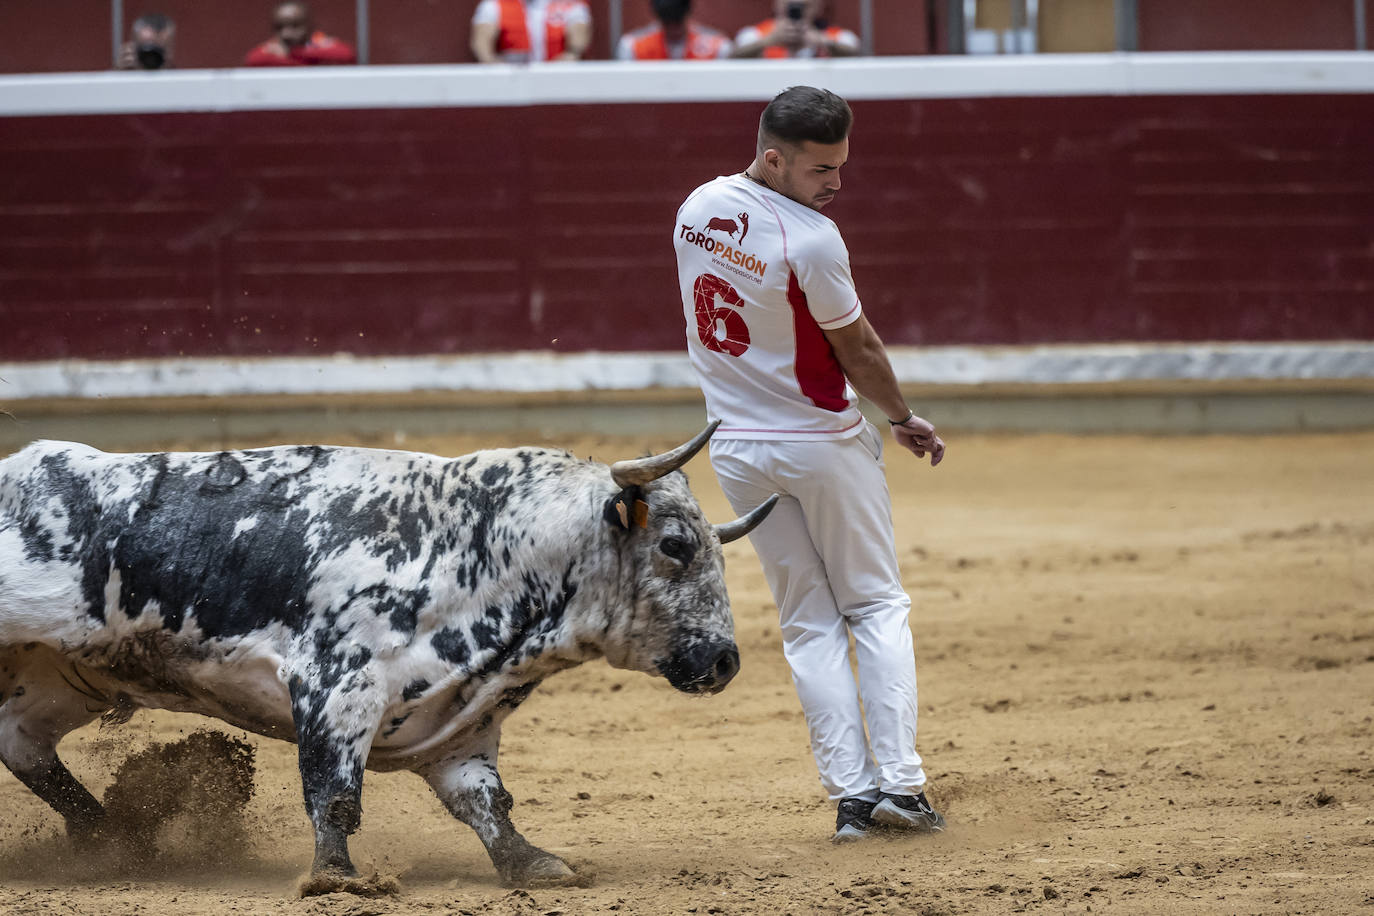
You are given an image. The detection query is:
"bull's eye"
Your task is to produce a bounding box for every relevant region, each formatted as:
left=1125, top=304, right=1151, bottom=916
left=659, top=536, right=695, bottom=565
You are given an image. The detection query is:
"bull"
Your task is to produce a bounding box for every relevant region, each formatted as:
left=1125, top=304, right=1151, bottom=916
left=0, top=423, right=774, bottom=890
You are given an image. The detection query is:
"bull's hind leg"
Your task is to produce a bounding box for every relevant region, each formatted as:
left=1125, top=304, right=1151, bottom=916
left=0, top=648, right=107, bottom=838
left=419, top=732, right=578, bottom=888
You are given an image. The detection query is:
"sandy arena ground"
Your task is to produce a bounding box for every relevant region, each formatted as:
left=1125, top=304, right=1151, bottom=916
left=1, top=428, right=1371, bottom=915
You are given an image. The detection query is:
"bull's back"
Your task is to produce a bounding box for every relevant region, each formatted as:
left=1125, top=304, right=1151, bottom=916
left=1, top=440, right=431, bottom=645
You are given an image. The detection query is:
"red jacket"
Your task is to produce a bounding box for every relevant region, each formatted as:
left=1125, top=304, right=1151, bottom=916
left=620, top=22, right=730, bottom=60
left=244, top=31, right=356, bottom=67
left=495, top=0, right=586, bottom=61
left=739, top=18, right=857, bottom=58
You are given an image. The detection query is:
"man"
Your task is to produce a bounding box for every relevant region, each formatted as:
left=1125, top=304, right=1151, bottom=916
left=243, top=1, right=356, bottom=66
left=672, top=86, right=945, bottom=843
left=115, top=12, right=176, bottom=70
left=470, top=0, right=592, bottom=63
left=730, top=0, right=860, bottom=59
left=616, top=0, right=732, bottom=61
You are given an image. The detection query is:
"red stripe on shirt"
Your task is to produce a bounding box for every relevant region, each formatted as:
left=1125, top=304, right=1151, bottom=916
left=788, top=269, right=849, bottom=412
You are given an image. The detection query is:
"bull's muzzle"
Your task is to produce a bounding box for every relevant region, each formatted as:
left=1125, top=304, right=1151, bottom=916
left=660, top=642, right=740, bottom=695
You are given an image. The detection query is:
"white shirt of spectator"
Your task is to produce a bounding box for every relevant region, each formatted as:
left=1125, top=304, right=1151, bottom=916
left=674, top=173, right=865, bottom=441
left=472, top=0, right=592, bottom=63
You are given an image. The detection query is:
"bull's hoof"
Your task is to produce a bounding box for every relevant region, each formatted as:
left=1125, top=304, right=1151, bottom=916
left=502, top=853, right=585, bottom=888
left=298, top=869, right=402, bottom=898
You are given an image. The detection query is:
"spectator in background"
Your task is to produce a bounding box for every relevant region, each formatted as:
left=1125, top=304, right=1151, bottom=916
left=731, top=0, right=860, bottom=58
left=116, top=12, right=176, bottom=70
left=471, top=0, right=592, bottom=63
left=244, top=2, right=357, bottom=66
left=617, top=0, right=732, bottom=60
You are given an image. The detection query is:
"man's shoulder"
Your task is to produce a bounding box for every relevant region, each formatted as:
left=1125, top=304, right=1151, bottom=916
left=734, top=19, right=772, bottom=41
left=689, top=21, right=727, bottom=39
left=825, top=25, right=861, bottom=49
left=766, top=193, right=839, bottom=230
left=681, top=174, right=742, bottom=205
left=549, top=0, right=592, bottom=16
left=243, top=39, right=287, bottom=63
left=622, top=22, right=662, bottom=41
left=771, top=204, right=845, bottom=253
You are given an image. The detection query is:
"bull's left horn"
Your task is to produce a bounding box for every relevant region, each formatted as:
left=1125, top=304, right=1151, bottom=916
left=714, top=494, right=779, bottom=544
left=610, top=421, right=720, bottom=487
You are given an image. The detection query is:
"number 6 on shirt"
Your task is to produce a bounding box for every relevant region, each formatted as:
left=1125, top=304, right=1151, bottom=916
left=693, top=273, right=751, bottom=356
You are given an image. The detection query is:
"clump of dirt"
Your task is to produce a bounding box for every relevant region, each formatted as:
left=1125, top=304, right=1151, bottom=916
left=98, top=729, right=258, bottom=874
left=297, top=869, right=402, bottom=898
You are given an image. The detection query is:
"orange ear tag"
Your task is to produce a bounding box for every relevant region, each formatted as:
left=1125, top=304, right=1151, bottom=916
left=633, top=499, right=650, bottom=529
left=615, top=500, right=630, bottom=528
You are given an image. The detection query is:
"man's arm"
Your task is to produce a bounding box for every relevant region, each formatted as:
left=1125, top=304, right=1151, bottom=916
left=556, top=19, right=592, bottom=59
left=470, top=21, right=501, bottom=62
left=304, top=35, right=357, bottom=64
left=823, top=315, right=945, bottom=465
left=243, top=40, right=290, bottom=66
left=729, top=20, right=802, bottom=58
left=812, top=27, right=861, bottom=56
left=115, top=41, right=138, bottom=70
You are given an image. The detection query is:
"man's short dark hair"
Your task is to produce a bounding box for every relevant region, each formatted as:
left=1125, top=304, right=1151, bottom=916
left=758, top=86, right=853, bottom=152
left=651, top=0, right=692, bottom=25
left=132, top=12, right=174, bottom=32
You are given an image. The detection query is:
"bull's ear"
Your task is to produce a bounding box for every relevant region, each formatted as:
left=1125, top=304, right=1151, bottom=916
left=604, top=486, right=648, bottom=531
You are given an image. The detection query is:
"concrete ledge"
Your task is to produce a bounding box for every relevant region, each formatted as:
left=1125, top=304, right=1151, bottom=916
left=3, top=385, right=1371, bottom=453
left=3, top=344, right=1371, bottom=450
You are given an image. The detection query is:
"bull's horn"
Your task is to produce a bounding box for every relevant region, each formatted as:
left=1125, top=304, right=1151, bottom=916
left=714, top=494, right=779, bottom=544
left=610, top=421, right=720, bottom=487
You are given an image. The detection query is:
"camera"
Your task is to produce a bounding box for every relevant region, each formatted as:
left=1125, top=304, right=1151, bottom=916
left=785, top=1, right=806, bottom=21
left=135, top=43, right=166, bottom=70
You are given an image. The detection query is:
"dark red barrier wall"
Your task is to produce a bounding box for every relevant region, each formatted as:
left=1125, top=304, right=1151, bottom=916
left=1, top=94, right=1372, bottom=361
left=1138, top=0, right=1361, bottom=51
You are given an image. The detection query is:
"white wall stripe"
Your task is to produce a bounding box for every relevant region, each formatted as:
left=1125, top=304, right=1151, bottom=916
left=2, top=344, right=1371, bottom=402
left=2, top=53, right=1373, bottom=118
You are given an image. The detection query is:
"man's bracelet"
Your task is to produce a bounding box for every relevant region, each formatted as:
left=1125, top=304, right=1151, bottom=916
left=887, top=410, right=915, bottom=426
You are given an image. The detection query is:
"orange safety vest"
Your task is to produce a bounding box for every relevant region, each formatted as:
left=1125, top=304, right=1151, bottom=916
left=627, top=23, right=729, bottom=60
left=748, top=18, right=851, bottom=58
left=496, top=0, right=571, bottom=61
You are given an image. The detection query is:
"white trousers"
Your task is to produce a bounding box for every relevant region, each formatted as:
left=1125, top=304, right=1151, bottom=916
left=710, top=423, right=927, bottom=802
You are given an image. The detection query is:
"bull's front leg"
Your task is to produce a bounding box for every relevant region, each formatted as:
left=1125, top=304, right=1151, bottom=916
left=419, top=731, right=578, bottom=888
left=287, top=672, right=385, bottom=888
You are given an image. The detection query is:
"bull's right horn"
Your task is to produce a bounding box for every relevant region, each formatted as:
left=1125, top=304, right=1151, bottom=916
left=610, top=421, right=720, bottom=487
left=714, top=494, right=779, bottom=544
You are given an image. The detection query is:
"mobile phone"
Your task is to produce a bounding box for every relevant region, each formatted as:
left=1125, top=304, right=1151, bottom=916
left=785, top=1, right=806, bottom=21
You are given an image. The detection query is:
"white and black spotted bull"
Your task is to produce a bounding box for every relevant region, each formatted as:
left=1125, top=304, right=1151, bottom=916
left=0, top=423, right=775, bottom=890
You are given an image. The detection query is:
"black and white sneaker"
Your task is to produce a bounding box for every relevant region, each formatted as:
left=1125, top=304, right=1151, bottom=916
left=871, top=791, right=946, bottom=833
left=832, top=797, right=877, bottom=843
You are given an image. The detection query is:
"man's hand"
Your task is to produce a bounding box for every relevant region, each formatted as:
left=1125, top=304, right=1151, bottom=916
left=772, top=18, right=807, bottom=49
left=891, top=414, right=945, bottom=466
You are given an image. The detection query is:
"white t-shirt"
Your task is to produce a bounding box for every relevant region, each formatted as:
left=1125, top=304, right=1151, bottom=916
left=472, top=0, right=591, bottom=63
left=674, top=173, right=865, bottom=441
